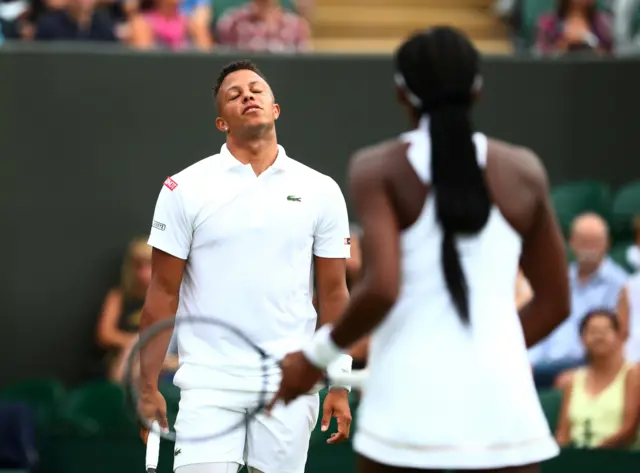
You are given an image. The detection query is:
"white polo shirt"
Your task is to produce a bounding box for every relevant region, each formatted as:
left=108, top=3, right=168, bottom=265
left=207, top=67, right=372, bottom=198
left=148, top=144, right=350, bottom=392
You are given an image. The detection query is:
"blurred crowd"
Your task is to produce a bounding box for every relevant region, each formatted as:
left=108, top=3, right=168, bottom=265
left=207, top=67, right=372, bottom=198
left=3, top=0, right=640, bottom=55
left=496, top=0, right=640, bottom=55
left=0, top=0, right=312, bottom=51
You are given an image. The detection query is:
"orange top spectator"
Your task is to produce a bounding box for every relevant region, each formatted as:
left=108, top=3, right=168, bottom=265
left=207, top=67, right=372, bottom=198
left=216, top=0, right=310, bottom=52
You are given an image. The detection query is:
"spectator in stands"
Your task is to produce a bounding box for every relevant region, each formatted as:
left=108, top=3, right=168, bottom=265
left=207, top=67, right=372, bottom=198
left=535, top=0, right=613, bottom=55
left=124, top=0, right=212, bottom=49
left=35, top=0, right=117, bottom=41
left=617, top=271, right=640, bottom=364
left=529, top=213, right=628, bottom=387
left=216, top=0, right=309, bottom=52
left=128, top=0, right=213, bottom=49
left=555, top=310, right=640, bottom=449
left=613, top=0, right=640, bottom=54
left=96, top=236, right=151, bottom=382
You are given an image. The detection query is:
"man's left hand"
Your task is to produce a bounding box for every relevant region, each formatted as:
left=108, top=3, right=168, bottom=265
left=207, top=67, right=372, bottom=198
left=321, top=389, right=352, bottom=444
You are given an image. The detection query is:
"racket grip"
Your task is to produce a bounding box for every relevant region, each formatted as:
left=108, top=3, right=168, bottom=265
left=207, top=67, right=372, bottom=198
left=145, top=421, right=161, bottom=472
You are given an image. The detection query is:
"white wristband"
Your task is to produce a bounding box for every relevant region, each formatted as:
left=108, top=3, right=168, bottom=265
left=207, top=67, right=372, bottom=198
left=328, top=354, right=353, bottom=392
left=303, top=324, right=343, bottom=370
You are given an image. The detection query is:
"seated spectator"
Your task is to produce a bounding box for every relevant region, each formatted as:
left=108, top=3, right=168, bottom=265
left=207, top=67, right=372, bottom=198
left=535, top=0, right=612, bottom=56
left=124, top=0, right=212, bottom=48
left=617, top=271, right=640, bottom=363
left=35, top=0, right=117, bottom=41
left=529, top=213, right=628, bottom=387
left=216, top=0, right=309, bottom=52
left=96, top=236, right=151, bottom=382
left=129, top=0, right=203, bottom=50
left=555, top=310, right=640, bottom=449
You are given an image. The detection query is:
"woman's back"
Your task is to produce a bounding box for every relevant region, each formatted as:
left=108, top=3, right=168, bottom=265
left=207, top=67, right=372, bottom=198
left=356, top=120, right=558, bottom=468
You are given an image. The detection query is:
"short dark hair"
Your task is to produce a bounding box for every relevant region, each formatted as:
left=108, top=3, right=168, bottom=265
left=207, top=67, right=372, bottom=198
left=213, top=60, right=267, bottom=96
left=579, top=309, right=619, bottom=335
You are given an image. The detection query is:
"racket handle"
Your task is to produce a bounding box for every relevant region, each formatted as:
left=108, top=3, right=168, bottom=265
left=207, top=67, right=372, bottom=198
left=146, top=421, right=161, bottom=472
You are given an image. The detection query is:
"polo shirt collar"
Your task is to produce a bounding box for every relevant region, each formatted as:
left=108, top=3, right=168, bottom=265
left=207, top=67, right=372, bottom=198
left=217, top=144, right=291, bottom=172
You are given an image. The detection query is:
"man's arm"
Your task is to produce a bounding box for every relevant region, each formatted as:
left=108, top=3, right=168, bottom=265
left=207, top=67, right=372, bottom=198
left=330, top=150, right=401, bottom=350
left=140, top=176, right=193, bottom=391
left=314, top=257, right=349, bottom=327
left=139, top=249, right=185, bottom=391
left=312, top=176, right=351, bottom=329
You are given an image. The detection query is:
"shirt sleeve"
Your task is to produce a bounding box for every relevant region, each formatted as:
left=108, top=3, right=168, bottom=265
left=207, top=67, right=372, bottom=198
left=313, top=177, right=350, bottom=259
left=147, top=179, right=192, bottom=260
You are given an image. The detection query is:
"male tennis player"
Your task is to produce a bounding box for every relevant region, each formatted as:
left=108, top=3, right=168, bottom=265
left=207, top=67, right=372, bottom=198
left=272, top=28, right=571, bottom=473
left=138, top=60, right=353, bottom=473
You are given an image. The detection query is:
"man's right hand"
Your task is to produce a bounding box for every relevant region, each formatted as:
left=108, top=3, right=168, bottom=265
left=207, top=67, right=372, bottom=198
left=138, top=386, right=169, bottom=439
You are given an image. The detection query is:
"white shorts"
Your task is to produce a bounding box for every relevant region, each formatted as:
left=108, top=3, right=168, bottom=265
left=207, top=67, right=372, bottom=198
left=173, top=389, right=320, bottom=473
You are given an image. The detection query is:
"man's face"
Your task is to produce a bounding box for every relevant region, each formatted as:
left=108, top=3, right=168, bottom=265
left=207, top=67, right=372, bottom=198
left=216, top=69, right=279, bottom=137
left=570, top=226, right=606, bottom=270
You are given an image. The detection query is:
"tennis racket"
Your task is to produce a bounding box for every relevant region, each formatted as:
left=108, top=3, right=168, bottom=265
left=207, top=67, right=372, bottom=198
left=123, top=314, right=369, bottom=470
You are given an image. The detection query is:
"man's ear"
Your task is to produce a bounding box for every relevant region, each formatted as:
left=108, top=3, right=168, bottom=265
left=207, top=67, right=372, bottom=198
left=215, top=117, right=228, bottom=133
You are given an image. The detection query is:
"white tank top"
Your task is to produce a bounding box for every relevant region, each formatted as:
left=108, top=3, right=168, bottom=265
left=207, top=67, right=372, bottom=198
left=359, top=118, right=536, bottom=448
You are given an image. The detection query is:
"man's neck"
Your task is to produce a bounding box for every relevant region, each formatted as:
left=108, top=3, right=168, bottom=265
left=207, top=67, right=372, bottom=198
left=226, top=134, right=279, bottom=176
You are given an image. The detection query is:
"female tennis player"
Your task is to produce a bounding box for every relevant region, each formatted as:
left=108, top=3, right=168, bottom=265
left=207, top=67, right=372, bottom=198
left=270, top=27, right=571, bottom=473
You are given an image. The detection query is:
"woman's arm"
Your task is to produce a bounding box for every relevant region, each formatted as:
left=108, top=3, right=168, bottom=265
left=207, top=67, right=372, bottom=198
left=598, top=365, right=640, bottom=448
left=555, top=372, right=575, bottom=447
left=96, top=289, right=135, bottom=349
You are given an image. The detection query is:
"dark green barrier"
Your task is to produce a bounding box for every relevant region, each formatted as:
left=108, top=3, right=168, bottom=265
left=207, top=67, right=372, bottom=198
left=1, top=43, right=640, bottom=387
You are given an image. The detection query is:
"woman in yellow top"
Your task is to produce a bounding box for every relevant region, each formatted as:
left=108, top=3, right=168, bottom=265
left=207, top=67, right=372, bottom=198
left=556, top=310, right=640, bottom=449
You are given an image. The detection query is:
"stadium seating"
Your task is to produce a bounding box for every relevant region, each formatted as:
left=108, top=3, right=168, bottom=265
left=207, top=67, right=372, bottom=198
left=611, top=181, right=640, bottom=241
left=61, top=381, right=137, bottom=437
left=550, top=180, right=613, bottom=238
left=311, top=0, right=511, bottom=54
left=538, top=389, right=562, bottom=433
left=0, top=379, right=65, bottom=432
left=3, top=378, right=640, bottom=473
